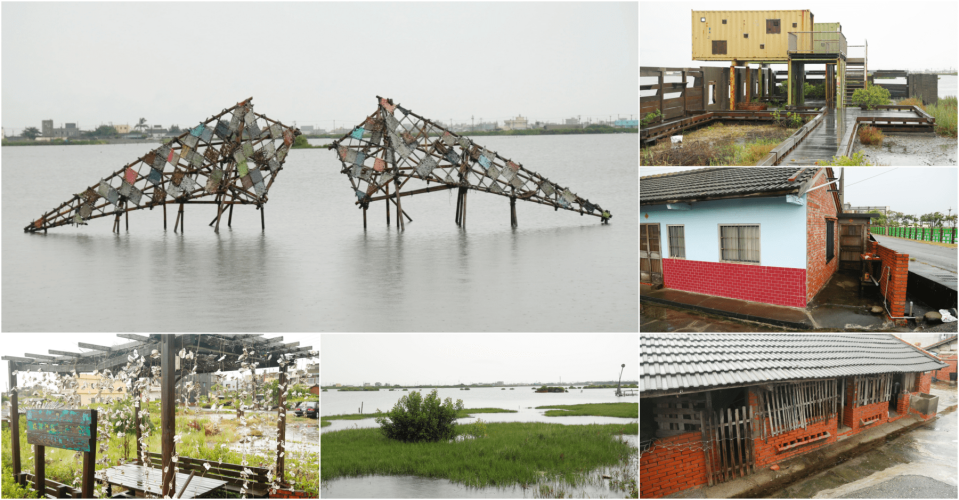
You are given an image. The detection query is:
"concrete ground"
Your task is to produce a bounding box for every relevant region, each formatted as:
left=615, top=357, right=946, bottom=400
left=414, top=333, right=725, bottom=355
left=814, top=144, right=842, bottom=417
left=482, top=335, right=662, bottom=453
left=873, top=234, right=958, bottom=273
left=640, top=302, right=792, bottom=332
left=769, top=403, right=957, bottom=499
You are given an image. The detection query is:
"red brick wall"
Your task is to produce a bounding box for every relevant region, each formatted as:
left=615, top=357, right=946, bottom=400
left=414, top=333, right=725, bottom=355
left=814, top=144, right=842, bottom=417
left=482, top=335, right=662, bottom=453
left=662, top=258, right=806, bottom=308
left=805, top=170, right=840, bottom=302
left=875, top=243, right=909, bottom=321
left=918, top=371, right=932, bottom=394
left=934, top=355, right=957, bottom=381
left=752, top=415, right=838, bottom=468
left=640, top=431, right=708, bottom=498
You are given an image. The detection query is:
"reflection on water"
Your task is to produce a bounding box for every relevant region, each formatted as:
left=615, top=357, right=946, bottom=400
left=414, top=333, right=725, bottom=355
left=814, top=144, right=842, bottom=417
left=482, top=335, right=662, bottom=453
left=3, top=135, right=637, bottom=331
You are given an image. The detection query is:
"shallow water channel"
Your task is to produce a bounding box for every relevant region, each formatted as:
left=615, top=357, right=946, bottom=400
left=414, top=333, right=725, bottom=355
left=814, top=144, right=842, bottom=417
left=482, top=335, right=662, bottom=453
left=321, top=387, right=638, bottom=498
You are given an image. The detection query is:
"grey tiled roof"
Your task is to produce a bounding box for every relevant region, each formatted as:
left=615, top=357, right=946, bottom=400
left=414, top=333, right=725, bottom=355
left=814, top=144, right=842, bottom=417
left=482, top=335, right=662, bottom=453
left=923, top=335, right=957, bottom=351
left=640, top=167, right=820, bottom=205
left=641, top=334, right=947, bottom=394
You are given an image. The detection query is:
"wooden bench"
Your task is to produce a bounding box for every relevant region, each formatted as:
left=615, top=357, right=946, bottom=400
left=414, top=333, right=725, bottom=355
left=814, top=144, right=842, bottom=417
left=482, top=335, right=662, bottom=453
left=14, top=472, right=82, bottom=499
left=141, top=452, right=273, bottom=497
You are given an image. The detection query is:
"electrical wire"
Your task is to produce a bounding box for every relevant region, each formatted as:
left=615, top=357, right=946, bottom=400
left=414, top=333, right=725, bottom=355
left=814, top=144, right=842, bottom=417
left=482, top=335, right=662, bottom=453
left=844, top=167, right=899, bottom=188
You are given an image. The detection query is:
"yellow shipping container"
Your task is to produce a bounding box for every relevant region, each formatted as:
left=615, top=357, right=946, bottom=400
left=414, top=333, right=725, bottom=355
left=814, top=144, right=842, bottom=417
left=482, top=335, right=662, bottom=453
left=692, top=10, right=814, bottom=61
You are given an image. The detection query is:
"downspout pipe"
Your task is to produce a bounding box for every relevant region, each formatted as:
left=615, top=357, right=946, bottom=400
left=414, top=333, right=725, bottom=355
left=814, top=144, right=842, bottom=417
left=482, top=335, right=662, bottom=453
left=872, top=265, right=918, bottom=319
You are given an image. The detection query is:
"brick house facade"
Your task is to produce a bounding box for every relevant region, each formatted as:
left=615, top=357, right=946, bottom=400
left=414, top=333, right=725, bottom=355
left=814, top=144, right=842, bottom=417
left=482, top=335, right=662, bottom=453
left=642, top=168, right=847, bottom=309
left=641, top=334, right=945, bottom=499
left=804, top=171, right=839, bottom=302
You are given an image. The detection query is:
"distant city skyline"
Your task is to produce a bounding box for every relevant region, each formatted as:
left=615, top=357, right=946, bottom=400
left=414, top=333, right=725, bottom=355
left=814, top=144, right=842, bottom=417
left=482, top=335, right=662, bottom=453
left=3, top=111, right=638, bottom=138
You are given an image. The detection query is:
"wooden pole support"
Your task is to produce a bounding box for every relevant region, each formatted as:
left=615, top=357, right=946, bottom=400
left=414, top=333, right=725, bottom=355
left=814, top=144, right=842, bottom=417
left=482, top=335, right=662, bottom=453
left=81, top=411, right=97, bottom=498
left=8, top=362, right=20, bottom=477
left=160, top=335, right=176, bottom=497
left=363, top=205, right=367, bottom=229
left=34, top=445, right=45, bottom=497
left=125, top=205, right=129, bottom=231
left=228, top=201, right=234, bottom=227
left=510, top=196, right=517, bottom=227
left=260, top=205, right=265, bottom=231
left=386, top=183, right=390, bottom=225
left=163, top=202, right=167, bottom=230
left=277, top=364, right=288, bottom=482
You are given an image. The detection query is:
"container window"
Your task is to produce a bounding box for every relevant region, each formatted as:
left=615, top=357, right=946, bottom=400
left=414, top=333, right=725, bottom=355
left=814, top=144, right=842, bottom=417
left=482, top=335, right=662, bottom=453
left=743, top=33, right=749, bottom=38
left=712, top=40, right=727, bottom=55
left=767, top=19, right=781, bottom=34
left=793, top=22, right=797, bottom=28
left=722, top=19, right=727, bottom=24
left=708, top=83, right=715, bottom=105
left=701, top=17, right=705, bottom=22
left=761, top=44, right=765, bottom=49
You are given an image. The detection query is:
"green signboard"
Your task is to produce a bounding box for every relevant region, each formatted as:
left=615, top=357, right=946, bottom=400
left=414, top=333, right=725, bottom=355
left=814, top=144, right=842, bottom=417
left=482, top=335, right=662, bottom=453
left=26, top=409, right=96, bottom=452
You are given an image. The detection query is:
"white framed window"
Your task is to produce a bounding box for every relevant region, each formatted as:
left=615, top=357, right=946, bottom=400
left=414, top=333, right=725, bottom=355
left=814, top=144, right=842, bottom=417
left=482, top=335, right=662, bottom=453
left=719, top=224, right=761, bottom=264
left=667, top=225, right=686, bottom=258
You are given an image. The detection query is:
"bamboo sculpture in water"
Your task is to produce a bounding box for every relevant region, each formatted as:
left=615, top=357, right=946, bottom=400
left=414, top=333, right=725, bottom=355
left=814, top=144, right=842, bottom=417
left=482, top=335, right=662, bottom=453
left=25, top=98, right=299, bottom=233
left=329, top=96, right=611, bottom=230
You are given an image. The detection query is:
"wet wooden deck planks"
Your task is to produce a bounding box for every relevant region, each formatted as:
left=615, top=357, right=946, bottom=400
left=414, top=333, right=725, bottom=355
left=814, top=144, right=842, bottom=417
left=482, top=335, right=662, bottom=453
left=779, top=108, right=926, bottom=165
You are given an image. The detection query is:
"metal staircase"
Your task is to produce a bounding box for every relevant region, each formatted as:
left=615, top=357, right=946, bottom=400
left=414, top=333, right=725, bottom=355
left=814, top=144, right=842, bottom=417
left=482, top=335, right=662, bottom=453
left=845, top=41, right=867, bottom=106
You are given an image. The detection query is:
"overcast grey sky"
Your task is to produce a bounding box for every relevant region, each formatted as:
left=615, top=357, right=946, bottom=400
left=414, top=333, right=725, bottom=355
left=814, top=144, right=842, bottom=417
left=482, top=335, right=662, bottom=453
left=1, top=2, right=638, bottom=135
left=640, top=167, right=959, bottom=217
left=640, top=1, right=958, bottom=72
left=321, top=334, right=638, bottom=386
left=1, top=333, right=318, bottom=391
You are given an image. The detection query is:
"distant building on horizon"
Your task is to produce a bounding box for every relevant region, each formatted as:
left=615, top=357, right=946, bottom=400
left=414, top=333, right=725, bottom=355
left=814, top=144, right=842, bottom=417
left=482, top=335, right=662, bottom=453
left=41, top=120, right=80, bottom=138
left=502, top=115, right=529, bottom=131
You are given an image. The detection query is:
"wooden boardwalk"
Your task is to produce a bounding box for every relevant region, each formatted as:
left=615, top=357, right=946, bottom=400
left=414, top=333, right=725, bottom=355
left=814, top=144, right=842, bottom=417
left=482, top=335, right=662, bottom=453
left=779, top=107, right=930, bottom=165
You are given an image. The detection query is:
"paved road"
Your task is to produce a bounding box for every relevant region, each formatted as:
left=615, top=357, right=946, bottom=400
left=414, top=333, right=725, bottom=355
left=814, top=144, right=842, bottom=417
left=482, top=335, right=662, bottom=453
left=837, top=475, right=958, bottom=498
left=873, top=235, right=958, bottom=273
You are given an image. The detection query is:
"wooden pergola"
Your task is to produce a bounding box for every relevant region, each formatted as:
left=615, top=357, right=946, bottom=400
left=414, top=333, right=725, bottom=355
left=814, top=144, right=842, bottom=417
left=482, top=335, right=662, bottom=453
left=3, top=334, right=315, bottom=497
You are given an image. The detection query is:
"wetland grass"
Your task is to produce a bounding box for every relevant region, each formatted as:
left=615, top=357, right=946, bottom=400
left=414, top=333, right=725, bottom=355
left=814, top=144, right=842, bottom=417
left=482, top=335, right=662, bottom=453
left=320, top=422, right=638, bottom=488
left=535, top=403, right=638, bottom=418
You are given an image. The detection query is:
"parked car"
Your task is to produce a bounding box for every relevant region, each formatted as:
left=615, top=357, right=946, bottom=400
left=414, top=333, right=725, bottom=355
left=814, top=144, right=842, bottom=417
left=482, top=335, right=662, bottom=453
left=296, top=401, right=318, bottom=419
left=292, top=402, right=304, bottom=416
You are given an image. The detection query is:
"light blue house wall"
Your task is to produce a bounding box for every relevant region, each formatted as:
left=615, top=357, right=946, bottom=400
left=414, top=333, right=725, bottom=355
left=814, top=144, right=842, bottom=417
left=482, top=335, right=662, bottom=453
left=642, top=195, right=808, bottom=269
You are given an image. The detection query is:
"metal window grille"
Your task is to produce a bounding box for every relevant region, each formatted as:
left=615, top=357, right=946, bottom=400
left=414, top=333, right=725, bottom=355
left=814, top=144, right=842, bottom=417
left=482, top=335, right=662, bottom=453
left=653, top=396, right=704, bottom=437
left=758, top=380, right=839, bottom=438
left=720, top=225, right=760, bottom=263
left=668, top=226, right=686, bottom=258
left=855, top=374, right=892, bottom=406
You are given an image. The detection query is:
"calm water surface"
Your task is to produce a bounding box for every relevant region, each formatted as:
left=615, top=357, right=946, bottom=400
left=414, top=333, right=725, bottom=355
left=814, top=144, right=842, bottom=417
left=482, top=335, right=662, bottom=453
left=3, top=135, right=637, bottom=331
left=322, top=386, right=639, bottom=432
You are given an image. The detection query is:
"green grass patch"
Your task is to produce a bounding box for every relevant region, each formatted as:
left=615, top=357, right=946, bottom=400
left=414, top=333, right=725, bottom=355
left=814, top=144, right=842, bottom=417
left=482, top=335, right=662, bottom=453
left=816, top=151, right=872, bottom=166
left=927, top=97, right=957, bottom=138
left=3, top=412, right=318, bottom=498
left=321, top=420, right=332, bottom=427
left=320, top=422, right=637, bottom=488
left=535, top=403, right=638, bottom=419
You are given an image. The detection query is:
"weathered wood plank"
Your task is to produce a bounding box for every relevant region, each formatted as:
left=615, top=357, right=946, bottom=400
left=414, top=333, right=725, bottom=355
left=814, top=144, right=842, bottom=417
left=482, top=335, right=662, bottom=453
left=26, top=409, right=95, bottom=452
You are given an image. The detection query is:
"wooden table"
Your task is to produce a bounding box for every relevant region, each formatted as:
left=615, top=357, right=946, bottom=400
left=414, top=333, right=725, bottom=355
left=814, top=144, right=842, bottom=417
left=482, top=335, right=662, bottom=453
left=103, top=464, right=227, bottom=498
